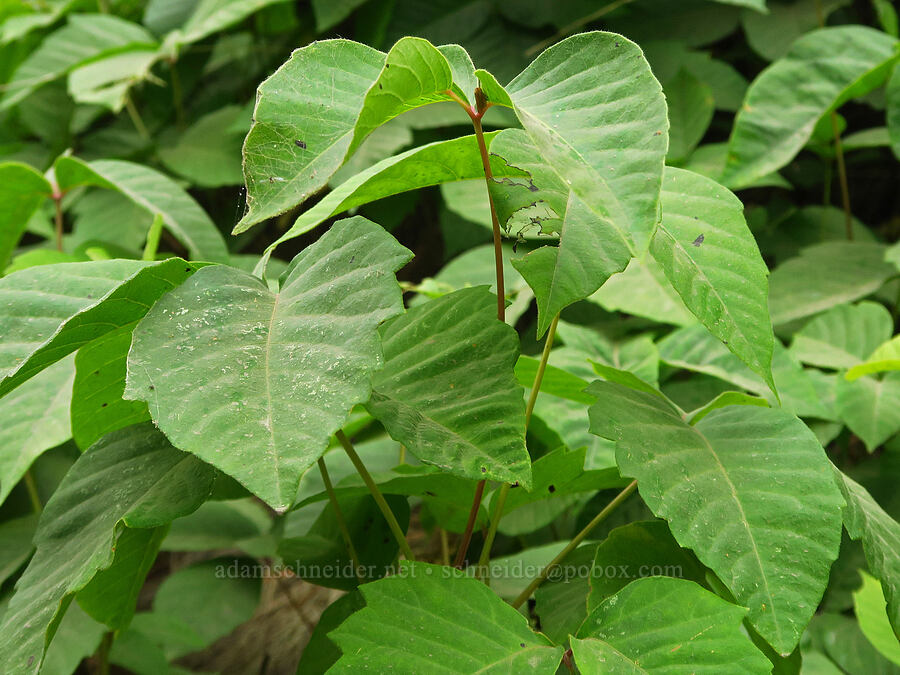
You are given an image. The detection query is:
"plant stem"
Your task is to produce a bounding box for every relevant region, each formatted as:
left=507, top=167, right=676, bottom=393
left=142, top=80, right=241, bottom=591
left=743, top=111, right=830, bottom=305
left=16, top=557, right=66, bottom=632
left=318, top=457, right=363, bottom=582
left=52, top=194, right=64, bottom=252
left=142, top=213, right=164, bottom=261
left=526, top=0, right=637, bottom=56
left=511, top=480, right=638, bottom=609
left=448, top=86, right=509, bottom=568
left=96, top=631, right=113, bottom=675
left=169, top=59, right=186, bottom=131
left=476, top=313, right=561, bottom=576
left=24, top=470, right=42, bottom=514
left=336, top=429, right=415, bottom=561
left=830, top=112, right=853, bottom=240
left=124, top=94, right=149, bottom=140
left=440, top=528, right=450, bottom=566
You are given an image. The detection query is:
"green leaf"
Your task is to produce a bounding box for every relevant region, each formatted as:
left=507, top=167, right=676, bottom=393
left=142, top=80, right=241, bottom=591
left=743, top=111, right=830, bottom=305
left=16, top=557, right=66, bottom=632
left=665, top=69, right=715, bottom=163
left=0, top=162, right=52, bottom=272
left=533, top=544, right=596, bottom=644
left=515, top=355, right=593, bottom=405
left=238, top=40, right=384, bottom=228
left=67, top=48, right=159, bottom=113
left=682, top=142, right=791, bottom=189
left=651, top=167, right=775, bottom=391
left=0, top=14, right=157, bottom=110
left=0, top=356, right=73, bottom=505
left=835, top=372, right=900, bottom=451
left=125, top=217, right=411, bottom=510
left=790, top=302, right=893, bottom=371
left=839, top=473, right=900, bottom=638
left=686, top=390, right=770, bottom=424
left=54, top=156, right=229, bottom=262
left=328, top=561, right=563, bottom=673
left=312, top=0, right=368, bottom=31
left=722, top=26, right=899, bottom=188
left=588, top=382, right=844, bottom=654
left=574, top=577, right=771, bottom=674
left=855, top=571, right=900, bottom=664
left=77, top=526, right=167, bottom=629
left=71, top=324, right=150, bottom=450
left=0, top=514, right=38, bottom=587
left=506, top=31, right=669, bottom=258
left=741, top=0, right=849, bottom=62
left=0, top=423, right=215, bottom=675
left=172, top=0, right=290, bottom=46
left=0, top=258, right=198, bottom=398
left=659, top=325, right=829, bottom=419
left=157, top=106, right=245, bottom=187
left=589, top=258, right=696, bottom=327
left=587, top=521, right=708, bottom=611
left=368, top=286, right=530, bottom=486
left=768, top=243, right=897, bottom=326
left=846, top=336, right=900, bottom=381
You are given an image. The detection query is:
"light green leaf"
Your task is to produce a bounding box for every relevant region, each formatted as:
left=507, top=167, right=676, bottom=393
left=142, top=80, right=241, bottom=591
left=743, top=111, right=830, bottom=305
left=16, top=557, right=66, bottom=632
left=723, top=26, right=898, bottom=188
left=0, top=356, right=73, bottom=506
left=590, top=257, right=696, bottom=326
left=54, top=156, right=229, bottom=262
left=652, top=166, right=775, bottom=391
left=659, top=324, right=829, bottom=419
left=574, top=577, right=771, bottom=674
left=71, top=324, right=150, bottom=450
left=741, top=0, right=849, bottom=62
left=835, top=372, right=900, bottom=451
left=791, top=302, right=893, bottom=371
left=0, top=162, right=52, bottom=272
left=238, top=39, right=384, bottom=228
left=847, top=336, right=900, bottom=381
left=67, top=48, right=159, bottom=112
left=855, top=571, right=900, bottom=664
left=506, top=31, right=669, bottom=258
left=328, top=561, right=563, bottom=673
left=158, top=106, right=245, bottom=187
left=839, top=473, right=900, bottom=638
left=0, top=514, right=38, bottom=587
left=515, top=356, right=593, bottom=404
left=0, top=258, right=197, bottom=398
left=170, top=0, right=290, bottom=46
left=0, top=423, right=215, bottom=675
left=40, top=604, right=105, bottom=675
left=768, top=243, right=897, bottom=326
left=666, top=69, right=715, bottom=163
left=588, top=382, right=844, bottom=654
left=686, top=390, right=770, bottom=424
left=682, top=142, right=791, bottom=189
left=0, top=14, right=157, bottom=110
left=368, top=287, right=530, bottom=486
left=311, top=0, right=368, bottom=31
left=125, top=218, right=411, bottom=510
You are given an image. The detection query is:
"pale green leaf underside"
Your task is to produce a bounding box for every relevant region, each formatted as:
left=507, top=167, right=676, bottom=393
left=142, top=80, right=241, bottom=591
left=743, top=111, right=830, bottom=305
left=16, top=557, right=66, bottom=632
left=368, top=287, right=531, bottom=487
left=723, top=26, right=899, bottom=188
left=768, top=242, right=897, bottom=326
left=328, top=561, right=563, bottom=674
left=0, top=258, right=197, bottom=399
left=0, top=356, right=74, bottom=505
left=125, top=217, right=412, bottom=510
left=0, top=424, right=214, bottom=675
left=846, top=335, right=900, bottom=380
left=854, top=571, right=900, bottom=665
left=838, top=472, right=900, bottom=638
left=588, top=382, right=844, bottom=654
left=575, top=577, right=771, bottom=674
left=651, top=166, right=774, bottom=391
left=835, top=372, right=900, bottom=451
left=791, top=302, right=893, bottom=371
left=507, top=31, right=669, bottom=257
left=54, top=156, right=229, bottom=263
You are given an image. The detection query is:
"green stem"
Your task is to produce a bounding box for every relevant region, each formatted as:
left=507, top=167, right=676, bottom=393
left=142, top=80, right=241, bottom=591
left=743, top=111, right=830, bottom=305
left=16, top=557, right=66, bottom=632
left=336, top=429, right=415, bottom=561
left=440, top=528, right=450, bottom=566
left=24, top=470, right=42, bottom=514
left=96, top=631, right=113, bottom=675
left=511, top=480, right=638, bottom=609
left=169, top=59, right=186, bottom=131
left=318, top=456, right=363, bottom=582
left=476, top=313, right=561, bottom=577
left=830, top=112, right=853, bottom=240
left=52, top=195, right=64, bottom=252
left=142, top=213, right=164, bottom=261
left=124, top=94, right=149, bottom=140
left=449, top=86, right=508, bottom=568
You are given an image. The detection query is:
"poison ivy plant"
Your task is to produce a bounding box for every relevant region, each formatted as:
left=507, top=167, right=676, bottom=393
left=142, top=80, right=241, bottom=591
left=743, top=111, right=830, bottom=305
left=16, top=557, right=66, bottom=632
left=1, top=3, right=899, bottom=673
